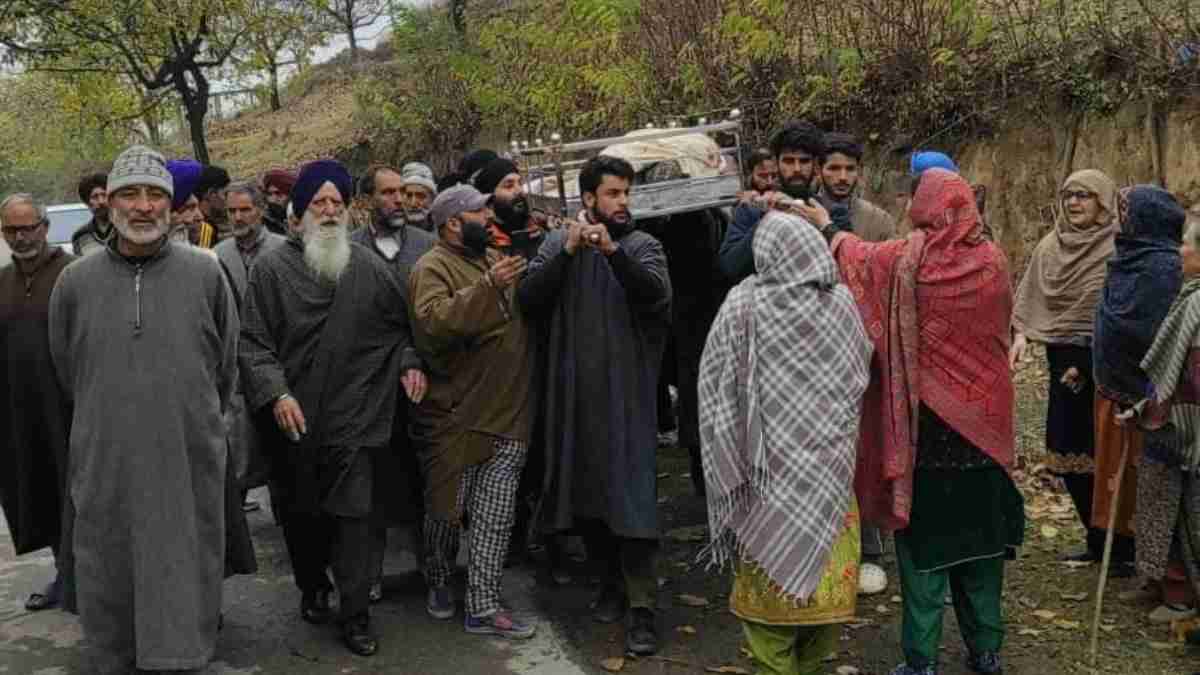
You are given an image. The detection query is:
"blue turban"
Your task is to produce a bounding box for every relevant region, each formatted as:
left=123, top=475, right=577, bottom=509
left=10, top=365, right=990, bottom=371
left=910, top=151, right=958, bottom=176
left=291, top=159, right=353, bottom=219
left=166, top=159, right=203, bottom=211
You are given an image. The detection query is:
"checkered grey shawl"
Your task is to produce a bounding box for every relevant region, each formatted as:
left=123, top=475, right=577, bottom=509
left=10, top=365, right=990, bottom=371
left=699, top=212, right=872, bottom=602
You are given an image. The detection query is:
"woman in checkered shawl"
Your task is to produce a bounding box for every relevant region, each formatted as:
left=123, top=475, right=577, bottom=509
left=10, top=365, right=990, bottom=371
left=699, top=211, right=872, bottom=673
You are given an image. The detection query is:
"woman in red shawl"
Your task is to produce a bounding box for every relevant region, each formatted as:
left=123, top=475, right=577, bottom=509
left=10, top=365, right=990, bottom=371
left=800, top=168, right=1024, bottom=675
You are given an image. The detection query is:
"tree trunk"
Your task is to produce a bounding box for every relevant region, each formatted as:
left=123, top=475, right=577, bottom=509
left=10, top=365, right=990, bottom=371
left=173, top=66, right=211, bottom=164
left=269, top=62, right=282, bottom=112
left=347, top=20, right=358, bottom=65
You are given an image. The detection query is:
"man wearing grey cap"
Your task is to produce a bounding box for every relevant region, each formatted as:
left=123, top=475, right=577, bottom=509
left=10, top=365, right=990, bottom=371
left=48, top=145, right=240, bottom=673
left=400, top=161, right=438, bottom=232
left=409, top=184, right=537, bottom=639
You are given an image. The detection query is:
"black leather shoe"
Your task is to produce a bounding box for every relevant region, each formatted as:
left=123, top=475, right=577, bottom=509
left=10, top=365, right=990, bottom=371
left=301, top=589, right=334, bottom=625
left=591, top=585, right=626, bottom=624
left=626, top=608, right=659, bottom=656
left=342, top=618, right=378, bottom=657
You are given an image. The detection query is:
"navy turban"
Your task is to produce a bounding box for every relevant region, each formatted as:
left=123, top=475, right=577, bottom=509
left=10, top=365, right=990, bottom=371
left=291, top=159, right=353, bottom=219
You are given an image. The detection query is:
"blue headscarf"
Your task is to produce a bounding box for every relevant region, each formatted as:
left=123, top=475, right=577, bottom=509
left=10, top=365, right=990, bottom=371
left=1093, top=185, right=1186, bottom=405
left=166, top=159, right=203, bottom=211
left=910, top=151, right=958, bottom=176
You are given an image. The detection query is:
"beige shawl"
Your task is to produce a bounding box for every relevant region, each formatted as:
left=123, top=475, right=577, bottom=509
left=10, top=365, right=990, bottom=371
left=1013, top=169, right=1118, bottom=343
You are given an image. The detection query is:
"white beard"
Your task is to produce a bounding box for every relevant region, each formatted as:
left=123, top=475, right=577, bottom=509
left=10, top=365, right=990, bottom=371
left=301, top=211, right=351, bottom=283
left=112, top=207, right=169, bottom=247
left=11, top=242, right=42, bottom=260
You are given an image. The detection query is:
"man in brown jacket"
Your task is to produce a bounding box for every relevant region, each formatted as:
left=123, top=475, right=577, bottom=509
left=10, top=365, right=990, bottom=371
left=819, top=132, right=895, bottom=243
left=408, top=184, right=537, bottom=640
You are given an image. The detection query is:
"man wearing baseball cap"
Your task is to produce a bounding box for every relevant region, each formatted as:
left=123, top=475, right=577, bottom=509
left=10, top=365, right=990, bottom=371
left=408, top=184, right=538, bottom=639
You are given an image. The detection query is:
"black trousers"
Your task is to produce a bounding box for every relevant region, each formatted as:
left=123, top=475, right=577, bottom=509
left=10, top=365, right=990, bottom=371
left=262, top=411, right=375, bottom=623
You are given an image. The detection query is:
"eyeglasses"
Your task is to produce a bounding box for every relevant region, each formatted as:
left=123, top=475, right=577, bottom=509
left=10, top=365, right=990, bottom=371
left=1061, top=190, right=1096, bottom=202
left=1, top=219, right=47, bottom=237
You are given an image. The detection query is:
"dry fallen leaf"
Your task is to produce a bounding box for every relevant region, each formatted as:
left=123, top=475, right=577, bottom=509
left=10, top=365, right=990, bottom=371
left=890, top=595, right=903, bottom=604
left=1040, top=525, right=1060, bottom=539
left=677, top=593, right=710, bottom=607
left=1100, top=624, right=1117, bottom=633
left=1018, top=628, right=1044, bottom=637
left=875, top=604, right=891, bottom=614
left=1060, top=560, right=1091, bottom=569
left=676, top=625, right=697, bottom=635
left=1032, top=609, right=1058, bottom=621
left=1149, top=641, right=1180, bottom=650
left=600, top=656, right=625, bottom=672
left=836, top=667, right=862, bottom=675
left=1053, top=619, right=1082, bottom=630
left=1060, top=592, right=1088, bottom=602
left=706, top=667, right=752, bottom=674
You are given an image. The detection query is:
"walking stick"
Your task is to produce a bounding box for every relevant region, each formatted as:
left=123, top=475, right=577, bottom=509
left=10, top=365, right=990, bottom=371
left=1089, top=440, right=1130, bottom=671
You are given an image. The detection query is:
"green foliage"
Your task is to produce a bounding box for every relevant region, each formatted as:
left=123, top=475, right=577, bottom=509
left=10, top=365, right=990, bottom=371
left=0, top=71, right=139, bottom=200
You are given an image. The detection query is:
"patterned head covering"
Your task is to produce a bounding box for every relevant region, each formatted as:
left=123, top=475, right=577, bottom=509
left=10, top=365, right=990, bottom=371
left=699, top=211, right=872, bottom=602
left=108, top=145, right=173, bottom=197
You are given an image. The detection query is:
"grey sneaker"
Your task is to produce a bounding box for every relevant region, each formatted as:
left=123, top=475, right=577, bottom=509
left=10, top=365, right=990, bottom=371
left=967, top=651, right=1002, bottom=674
left=891, top=664, right=937, bottom=675
left=426, top=585, right=455, bottom=620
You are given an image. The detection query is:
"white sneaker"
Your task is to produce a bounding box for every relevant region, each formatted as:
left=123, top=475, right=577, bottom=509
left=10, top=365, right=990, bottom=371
left=858, top=562, right=888, bottom=595
left=1148, top=604, right=1196, bottom=624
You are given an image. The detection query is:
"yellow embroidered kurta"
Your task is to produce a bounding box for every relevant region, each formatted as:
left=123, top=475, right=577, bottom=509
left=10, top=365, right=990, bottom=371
left=731, top=500, right=860, bottom=626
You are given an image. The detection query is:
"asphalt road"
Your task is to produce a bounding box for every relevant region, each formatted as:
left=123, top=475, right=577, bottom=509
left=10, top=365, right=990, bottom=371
left=0, top=487, right=590, bottom=675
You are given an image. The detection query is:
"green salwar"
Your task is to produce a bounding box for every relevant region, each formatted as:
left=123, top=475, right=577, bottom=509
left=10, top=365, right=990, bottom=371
left=741, top=621, right=839, bottom=675
left=896, top=533, right=1005, bottom=669
left=894, top=406, right=1023, bottom=669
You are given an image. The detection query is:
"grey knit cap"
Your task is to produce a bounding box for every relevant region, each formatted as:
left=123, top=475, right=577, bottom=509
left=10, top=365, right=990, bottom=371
left=108, top=145, right=174, bottom=197
left=400, top=162, right=437, bottom=195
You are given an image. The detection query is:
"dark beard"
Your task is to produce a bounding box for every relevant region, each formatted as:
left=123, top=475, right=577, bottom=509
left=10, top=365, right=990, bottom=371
left=592, top=207, right=633, bottom=239
left=266, top=202, right=287, bottom=223
left=493, top=194, right=530, bottom=233
left=375, top=208, right=405, bottom=231
left=779, top=176, right=812, bottom=202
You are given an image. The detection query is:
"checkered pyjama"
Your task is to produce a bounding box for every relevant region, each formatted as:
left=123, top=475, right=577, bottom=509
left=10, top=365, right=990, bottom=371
left=423, top=438, right=527, bottom=617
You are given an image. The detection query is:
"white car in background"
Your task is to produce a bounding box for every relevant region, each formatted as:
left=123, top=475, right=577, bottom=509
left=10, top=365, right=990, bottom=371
left=0, top=202, right=91, bottom=266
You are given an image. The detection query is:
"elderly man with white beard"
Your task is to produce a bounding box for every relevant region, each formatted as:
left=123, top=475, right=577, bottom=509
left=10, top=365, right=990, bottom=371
left=48, top=145, right=239, bottom=674
left=239, top=159, right=426, bottom=657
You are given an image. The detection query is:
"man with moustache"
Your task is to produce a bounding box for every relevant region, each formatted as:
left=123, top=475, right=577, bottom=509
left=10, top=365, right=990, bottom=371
left=474, top=157, right=546, bottom=261
left=351, top=163, right=435, bottom=603
left=0, top=194, right=75, bottom=614
left=239, top=159, right=426, bottom=657
left=215, top=182, right=287, bottom=509
left=519, top=155, right=672, bottom=656
left=261, top=168, right=296, bottom=236
left=818, top=132, right=894, bottom=242
left=719, top=121, right=826, bottom=283
left=48, top=145, right=239, bottom=673
left=409, top=184, right=537, bottom=639
left=399, top=162, right=438, bottom=232
left=70, top=172, right=112, bottom=257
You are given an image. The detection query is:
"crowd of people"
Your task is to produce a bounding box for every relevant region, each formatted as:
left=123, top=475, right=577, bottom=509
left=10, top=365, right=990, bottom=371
left=0, top=118, right=1195, bottom=675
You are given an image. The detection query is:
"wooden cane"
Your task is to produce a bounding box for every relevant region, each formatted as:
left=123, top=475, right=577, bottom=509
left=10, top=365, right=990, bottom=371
left=1089, top=440, right=1130, bottom=671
